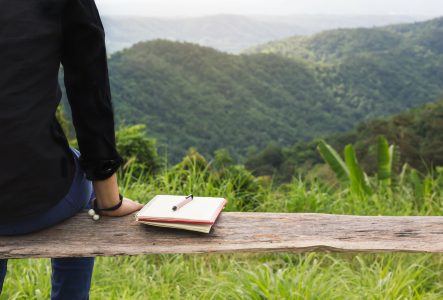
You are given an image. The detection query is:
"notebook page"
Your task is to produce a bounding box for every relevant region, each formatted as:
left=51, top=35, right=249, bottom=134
left=137, top=195, right=226, bottom=223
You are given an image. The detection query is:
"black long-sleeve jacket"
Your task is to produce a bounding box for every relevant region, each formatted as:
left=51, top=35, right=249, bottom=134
left=0, top=0, right=123, bottom=222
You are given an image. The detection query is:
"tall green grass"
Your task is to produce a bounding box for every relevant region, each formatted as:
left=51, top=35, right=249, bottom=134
left=2, top=161, right=443, bottom=299
left=119, top=158, right=443, bottom=216
left=3, top=253, right=443, bottom=299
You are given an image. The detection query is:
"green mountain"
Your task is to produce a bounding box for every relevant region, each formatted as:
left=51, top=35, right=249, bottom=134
left=61, top=17, right=443, bottom=162
left=245, top=17, right=443, bottom=62
left=107, top=41, right=338, bottom=161
left=246, top=17, right=443, bottom=113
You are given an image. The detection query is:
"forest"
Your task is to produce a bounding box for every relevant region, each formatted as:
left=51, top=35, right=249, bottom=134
left=246, top=100, right=443, bottom=182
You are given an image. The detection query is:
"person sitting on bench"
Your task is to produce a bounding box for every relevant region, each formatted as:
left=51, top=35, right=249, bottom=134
left=0, top=0, right=143, bottom=299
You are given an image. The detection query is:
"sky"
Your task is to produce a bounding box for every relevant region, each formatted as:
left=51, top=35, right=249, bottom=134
left=96, top=0, right=442, bottom=17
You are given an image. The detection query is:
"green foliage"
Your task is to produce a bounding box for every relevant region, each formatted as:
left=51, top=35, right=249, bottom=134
left=212, top=148, right=233, bottom=170
left=131, top=147, right=264, bottom=211
left=4, top=253, right=443, bottom=299
left=55, top=103, right=78, bottom=147
left=408, top=168, right=436, bottom=210
left=317, top=141, right=372, bottom=197
left=344, top=144, right=372, bottom=197
left=108, top=125, right=443, bottom=216
left=249, top=100, right=443, bottom=181
left=317, top=140, right=349, bottom=183
left=341, top=100, right=443, bottom=174
left=4, top=143, right=443, bottom=299
left=245, top=142, right=285, bottom=179
left=377, top=136, right=395, bottom=186
left=55, top=104, right=70, bottom=138
left=115, top=124, right=160, bottom=178
left=316, top=138, right=398, bottom=198
left=176, top=147, right=209, bottom=173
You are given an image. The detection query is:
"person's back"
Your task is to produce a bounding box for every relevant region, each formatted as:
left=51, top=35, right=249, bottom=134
left=0, top=1, right=143, bottom=298
left=0, top=0, right=77, bottom=221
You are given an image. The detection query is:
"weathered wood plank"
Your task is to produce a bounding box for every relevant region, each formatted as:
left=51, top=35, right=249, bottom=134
left=1, top=212, right=443, bottom=258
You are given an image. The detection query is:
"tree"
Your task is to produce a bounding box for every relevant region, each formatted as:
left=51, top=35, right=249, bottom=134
left=115, top=124, right=159, bottom=176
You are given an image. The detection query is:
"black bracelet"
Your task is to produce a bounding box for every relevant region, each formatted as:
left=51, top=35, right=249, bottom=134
left=93, top=193, right=124, bottom=212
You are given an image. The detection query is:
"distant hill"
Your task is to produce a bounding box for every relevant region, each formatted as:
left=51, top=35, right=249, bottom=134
left=246, top=17, right=443, bottom=115
left=60, top=18, right=443, bottom=162
left=245, top=17, right=443, bottom=62
left=251, top=14, right=434, bottom=35
left=102, top=14, right=433, bottom=53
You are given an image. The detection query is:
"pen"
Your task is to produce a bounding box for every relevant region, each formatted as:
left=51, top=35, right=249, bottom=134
left=172, top=194, right=194, bottom=211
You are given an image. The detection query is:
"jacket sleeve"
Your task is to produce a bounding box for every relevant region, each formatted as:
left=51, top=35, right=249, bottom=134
left=60, top=0, right=124, bottom=181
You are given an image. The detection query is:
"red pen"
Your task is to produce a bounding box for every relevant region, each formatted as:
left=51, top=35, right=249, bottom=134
left=172, top=194, right=194, bottom=211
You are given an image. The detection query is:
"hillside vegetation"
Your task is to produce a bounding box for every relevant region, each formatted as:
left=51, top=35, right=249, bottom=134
left=246, top=100, right=443, bottom=182
left=246, top=17, right=443, bottom=113
left=106, top=41, right=338, bottom=162
left=246, top=17, right=443, bottom=62
left=60, top=18, right=443, bottom=163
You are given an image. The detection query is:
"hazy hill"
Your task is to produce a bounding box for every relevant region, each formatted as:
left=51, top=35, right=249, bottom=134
left=102, top=15, right=301, bottom=54
left=251, top=14, right=433, bottom=35
left=102, top=14, right=433, bottom=53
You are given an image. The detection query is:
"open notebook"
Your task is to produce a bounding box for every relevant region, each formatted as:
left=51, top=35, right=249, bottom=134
left=135, top=195, right=227, bottom=233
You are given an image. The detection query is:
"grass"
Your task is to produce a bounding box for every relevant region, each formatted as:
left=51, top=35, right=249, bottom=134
left=3, top=253, right=443, bottom=299
left=1, top=161, right=443, bottom=299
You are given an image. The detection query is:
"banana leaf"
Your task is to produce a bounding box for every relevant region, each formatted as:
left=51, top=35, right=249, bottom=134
left=344, top=144, right=372, bottom=196
left=377, top=136, right=394, bottom=186
left=317, top=140, right=349, bottom=183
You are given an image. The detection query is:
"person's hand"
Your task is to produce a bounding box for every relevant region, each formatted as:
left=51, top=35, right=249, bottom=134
left=92, top=173, right=144, bottom=217
left=98, top=197, right=144, bottom=217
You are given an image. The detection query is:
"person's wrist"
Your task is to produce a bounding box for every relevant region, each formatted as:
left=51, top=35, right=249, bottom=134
left=94, top=194, right=123, bottom=212
left=89, top=193, right=124, bottom=220
left=92, top=173, right=121, bottom=209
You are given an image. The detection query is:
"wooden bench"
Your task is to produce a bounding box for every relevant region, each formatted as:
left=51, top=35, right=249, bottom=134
left=1, top=212, right=443, bottom=259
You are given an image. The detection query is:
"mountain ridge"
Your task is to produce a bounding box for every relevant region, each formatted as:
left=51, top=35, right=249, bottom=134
left=60, top=17, right=443, bottom=162
left=244, top=16, right=443, bottom=62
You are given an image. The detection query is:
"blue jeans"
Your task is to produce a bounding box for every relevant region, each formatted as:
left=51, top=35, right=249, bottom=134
left=0, top=146, right=96, bottom=300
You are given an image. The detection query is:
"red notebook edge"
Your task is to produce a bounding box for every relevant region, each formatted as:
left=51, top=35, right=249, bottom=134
left=136, top=198, right=227, bottom=224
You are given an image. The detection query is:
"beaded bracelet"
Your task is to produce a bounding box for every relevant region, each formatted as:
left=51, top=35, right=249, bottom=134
left=88, top=193, right=124, bottom=221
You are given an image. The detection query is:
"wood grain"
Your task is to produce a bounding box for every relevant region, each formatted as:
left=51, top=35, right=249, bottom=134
left=1, top=212, right=443, bottom=259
